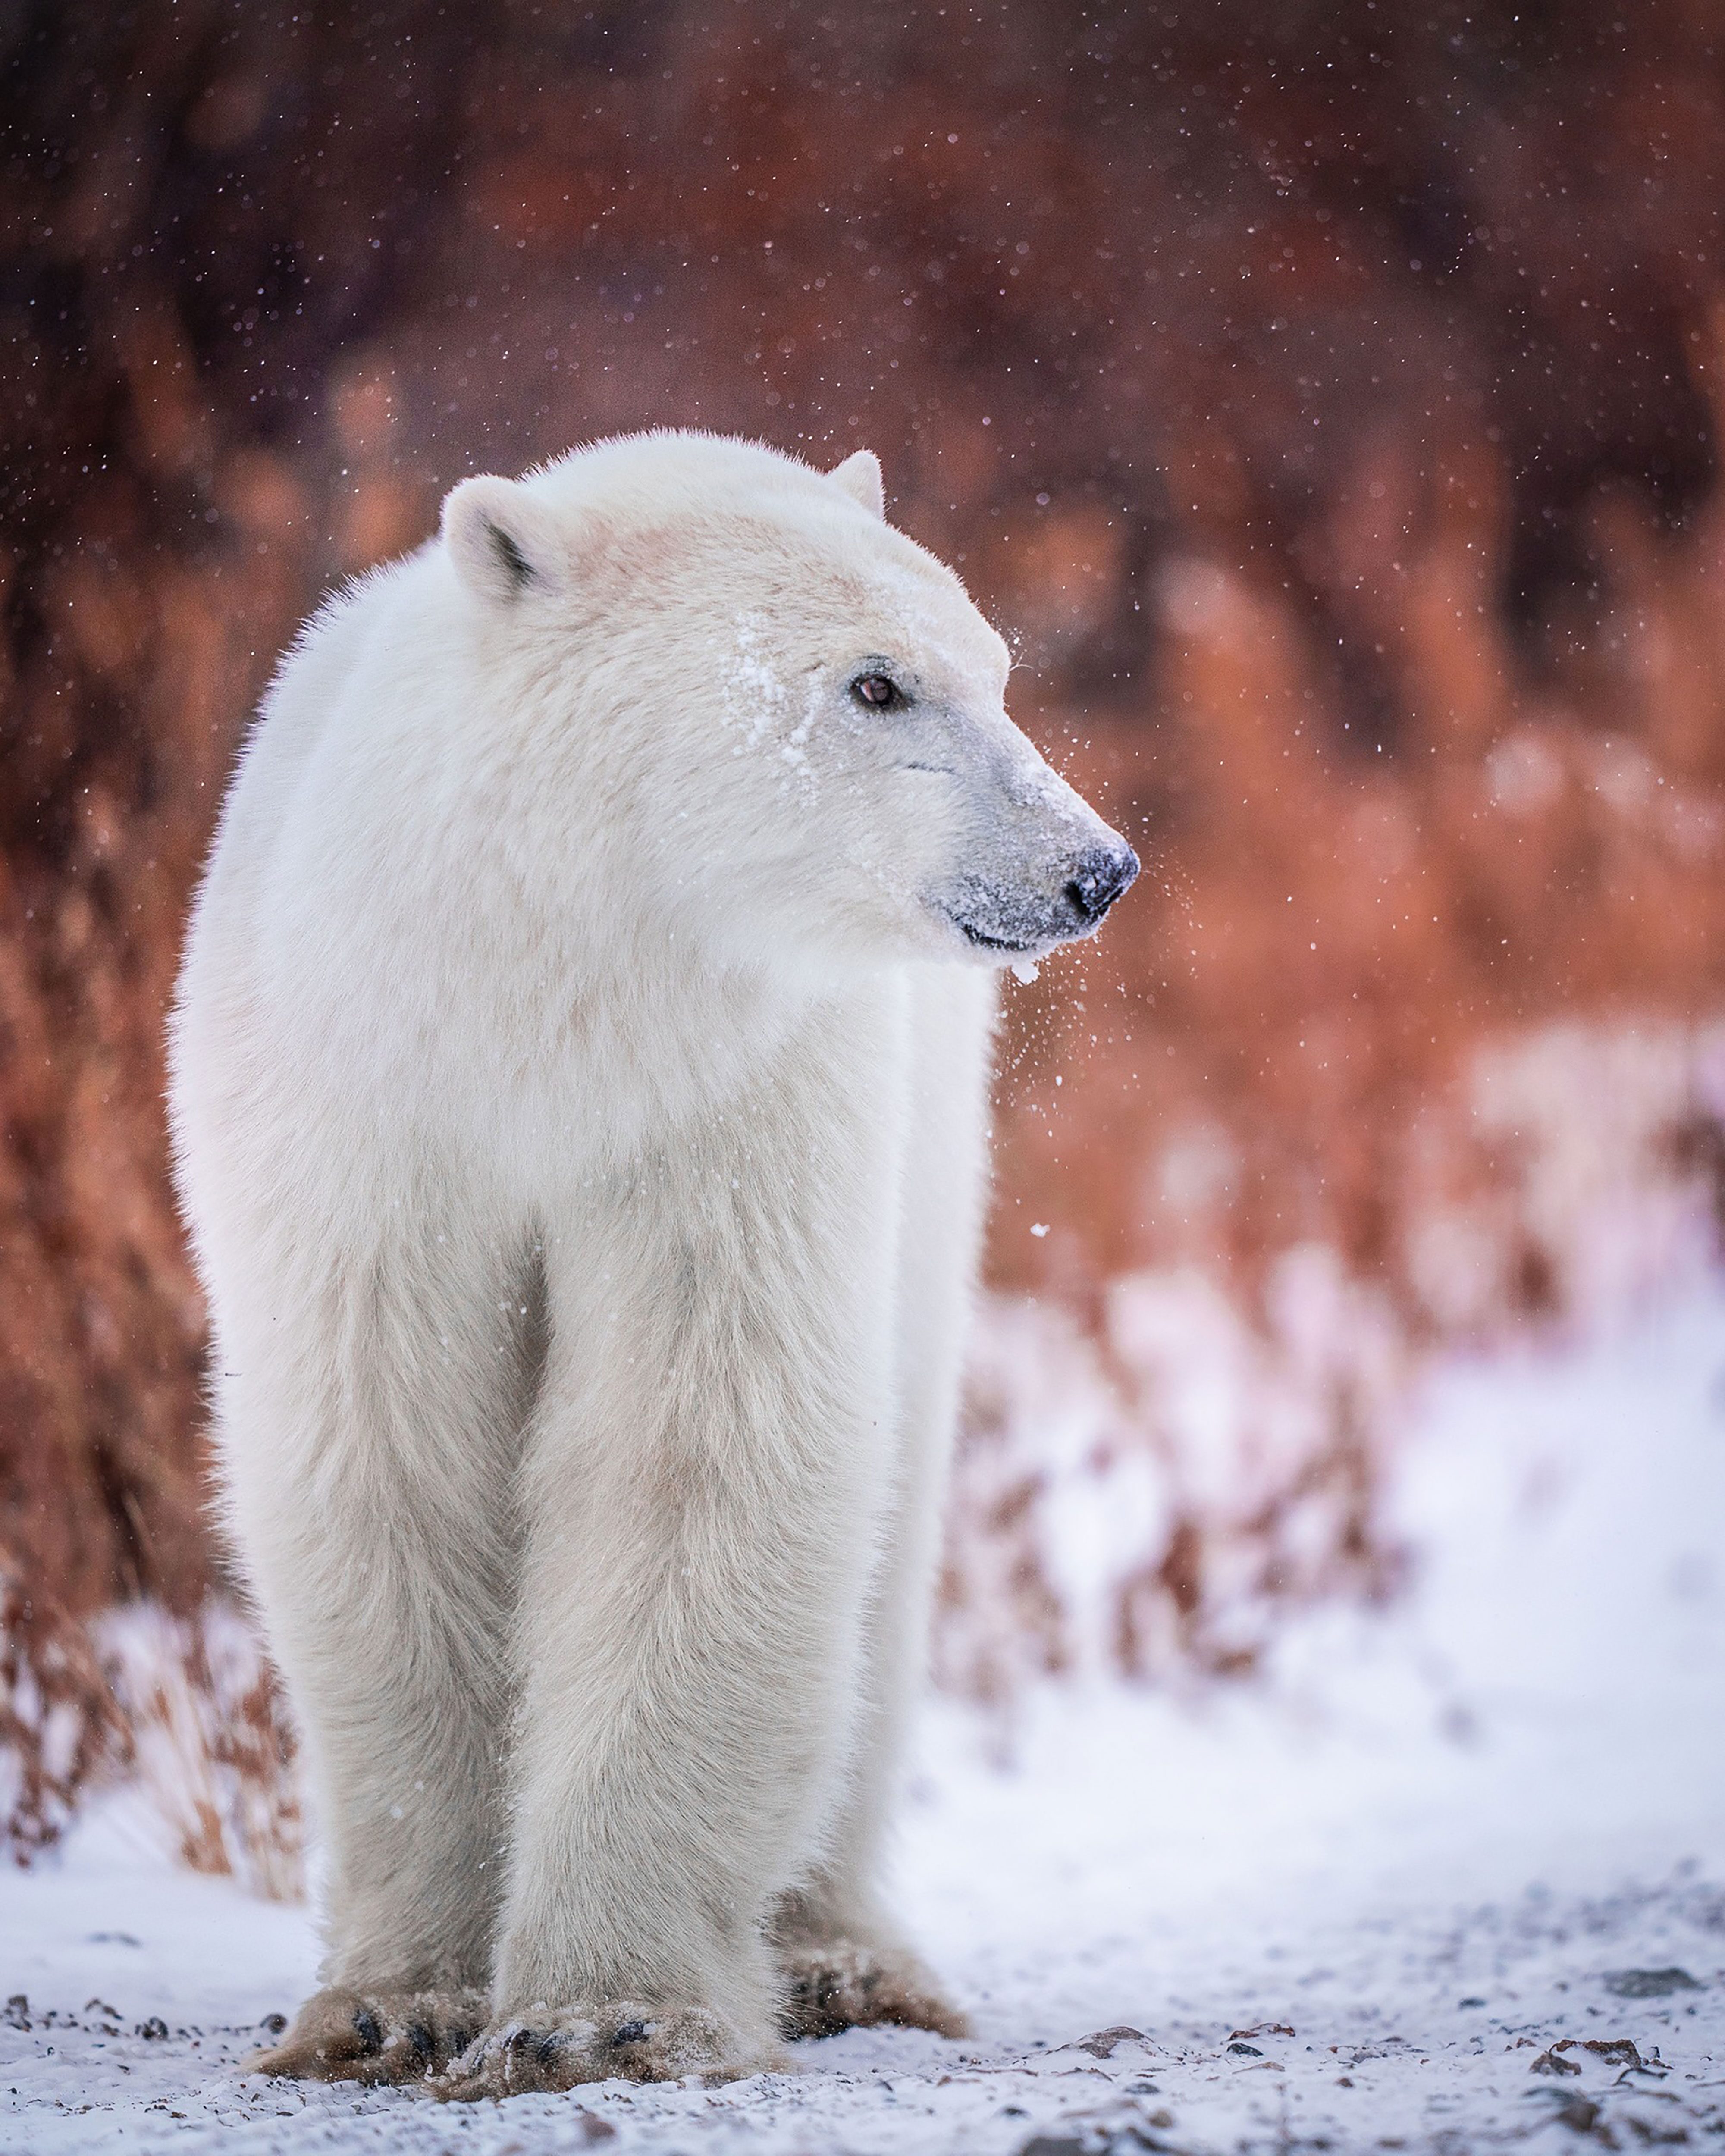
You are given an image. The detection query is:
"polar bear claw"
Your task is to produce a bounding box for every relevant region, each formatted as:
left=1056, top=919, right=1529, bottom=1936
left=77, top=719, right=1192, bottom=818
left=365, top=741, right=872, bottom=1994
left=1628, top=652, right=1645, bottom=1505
left=249, top=1986, right=490, bottom=2085
left=777, top=1939, right=971, bottom=2042
left=430, top=2002, right=777, bottom=2100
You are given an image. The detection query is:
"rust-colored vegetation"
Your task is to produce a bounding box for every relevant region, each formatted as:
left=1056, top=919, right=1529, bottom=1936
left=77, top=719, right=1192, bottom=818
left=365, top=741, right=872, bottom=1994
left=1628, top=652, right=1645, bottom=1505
left=3, top=1, right=1723, bottom=1851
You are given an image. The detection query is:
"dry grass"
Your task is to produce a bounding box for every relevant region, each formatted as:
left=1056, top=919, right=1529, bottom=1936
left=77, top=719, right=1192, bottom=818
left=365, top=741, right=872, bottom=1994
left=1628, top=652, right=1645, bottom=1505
left=938, top=1017, right=1725, bottom=1727
left=2, top=1589, right=301, bottom=1898
left=97, top=1603, right=303, bottom=1901
left=0, top=1576, right=126, bottom=1862
left=4, top=0, right=1725, bottom=1873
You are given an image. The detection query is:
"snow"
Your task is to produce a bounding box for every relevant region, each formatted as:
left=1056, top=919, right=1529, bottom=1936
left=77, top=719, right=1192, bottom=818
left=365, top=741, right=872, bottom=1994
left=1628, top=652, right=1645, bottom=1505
left=6, top=1288, right=1725, bottom=2153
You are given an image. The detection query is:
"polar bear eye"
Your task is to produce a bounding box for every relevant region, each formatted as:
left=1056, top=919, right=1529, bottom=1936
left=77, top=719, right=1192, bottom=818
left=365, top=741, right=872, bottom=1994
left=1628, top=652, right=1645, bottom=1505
left=851, top=671, right=905, bottom=711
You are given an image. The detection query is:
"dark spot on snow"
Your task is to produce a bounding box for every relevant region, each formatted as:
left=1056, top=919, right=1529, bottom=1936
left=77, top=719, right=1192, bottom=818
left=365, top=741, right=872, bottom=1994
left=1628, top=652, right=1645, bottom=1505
left=1604, top=1967, right=1702, bottom=1997
left=1530, top=2046, right=1583, bottom=2076
left=1227, top=2040, right=1263, bottom=2056
left=1458, top=1996, right=1487, bottom=2008
left=85, top=1932, right=141, bottom=1947
left=137, top=2017, right=168, bottom=2040
left=610, top=2019, right=649, bottom=2046
left=1530, top=2037, right=1649, bottom=2078
left=350, top=2005, right=383, bottom=2056
left=3, top=1997, right=29, bottom=2031
left=259, top=2013, right=286, bottom=2037
left=1073, top=2024, right=1144, bottom=2058
left=1580, top=2039, right=1645, bottom=2069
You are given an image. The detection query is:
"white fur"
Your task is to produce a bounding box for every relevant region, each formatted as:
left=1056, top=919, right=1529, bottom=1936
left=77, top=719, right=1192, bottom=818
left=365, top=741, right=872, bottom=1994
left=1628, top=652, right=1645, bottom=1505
left=168, top=432, right=1132, bottom=2075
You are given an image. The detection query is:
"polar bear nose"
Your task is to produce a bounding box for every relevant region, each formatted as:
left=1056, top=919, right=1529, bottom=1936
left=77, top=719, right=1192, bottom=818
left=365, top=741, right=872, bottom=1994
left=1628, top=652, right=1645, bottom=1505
left=1064, top=843, right=1139, bottom=924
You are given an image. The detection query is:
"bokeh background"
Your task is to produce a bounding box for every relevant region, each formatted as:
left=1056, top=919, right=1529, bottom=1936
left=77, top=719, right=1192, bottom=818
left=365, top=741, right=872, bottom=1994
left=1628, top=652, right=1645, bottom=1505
left=4, top=0, right=1725, bottom=1883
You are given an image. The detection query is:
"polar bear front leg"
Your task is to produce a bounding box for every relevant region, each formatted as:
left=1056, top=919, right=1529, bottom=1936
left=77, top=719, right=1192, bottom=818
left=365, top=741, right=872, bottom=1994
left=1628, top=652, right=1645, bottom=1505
left=770, top=967, right=995, bottom=2044
left=211, top=1209, right=538, bottom=2085
left=449, top=1054, right=904, bottom=2097
left=767, top=1344, right=972, bottom=2046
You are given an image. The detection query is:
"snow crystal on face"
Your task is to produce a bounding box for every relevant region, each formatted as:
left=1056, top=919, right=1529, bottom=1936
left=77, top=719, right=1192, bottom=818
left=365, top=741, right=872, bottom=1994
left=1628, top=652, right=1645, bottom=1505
left=778, top=674, right=821, bottom=785
left=721, top=611, right=787, bottom=751
left=724, top=612, right=794, bottom=755
left=718, top=614, right=822, bottom=799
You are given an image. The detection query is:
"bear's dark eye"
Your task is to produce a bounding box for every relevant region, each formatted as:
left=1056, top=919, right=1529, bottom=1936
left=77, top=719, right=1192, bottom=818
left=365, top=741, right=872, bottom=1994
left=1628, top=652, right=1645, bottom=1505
left=852, top=671, right=903, bottom=711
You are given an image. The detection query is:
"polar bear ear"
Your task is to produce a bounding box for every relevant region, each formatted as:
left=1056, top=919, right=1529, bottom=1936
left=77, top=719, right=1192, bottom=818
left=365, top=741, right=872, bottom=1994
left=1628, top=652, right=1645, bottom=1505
left=441, top=474, right=566, bottom=603
left=828, top=448, right=885, bottom=520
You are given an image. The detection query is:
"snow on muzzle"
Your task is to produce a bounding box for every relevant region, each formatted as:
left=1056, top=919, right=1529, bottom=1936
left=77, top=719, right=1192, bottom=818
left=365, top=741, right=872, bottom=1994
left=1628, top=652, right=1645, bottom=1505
left=938, top=832, right=1140, bottom=956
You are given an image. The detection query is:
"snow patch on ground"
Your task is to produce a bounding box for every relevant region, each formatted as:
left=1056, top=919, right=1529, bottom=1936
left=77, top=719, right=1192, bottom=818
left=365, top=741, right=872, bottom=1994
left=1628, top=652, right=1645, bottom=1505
left=6, top=1290, right=1725, bottom=2153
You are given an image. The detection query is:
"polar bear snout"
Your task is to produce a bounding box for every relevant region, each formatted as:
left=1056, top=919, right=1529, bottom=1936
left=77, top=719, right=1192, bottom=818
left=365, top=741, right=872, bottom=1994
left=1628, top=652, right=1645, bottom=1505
left=1064, top=842, right=1139, bottom=926
left=937, top=830, right=1140, bottom=957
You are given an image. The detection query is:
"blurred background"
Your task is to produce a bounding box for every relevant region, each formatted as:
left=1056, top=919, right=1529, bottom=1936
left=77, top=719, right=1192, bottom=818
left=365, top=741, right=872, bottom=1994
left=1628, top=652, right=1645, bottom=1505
left=3, top=0, right=1724, bottom=1889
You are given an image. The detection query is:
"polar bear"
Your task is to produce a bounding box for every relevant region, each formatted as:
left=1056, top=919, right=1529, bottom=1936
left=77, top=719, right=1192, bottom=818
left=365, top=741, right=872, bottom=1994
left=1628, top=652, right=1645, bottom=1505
left=168, top=432, right=1137, bottom=2097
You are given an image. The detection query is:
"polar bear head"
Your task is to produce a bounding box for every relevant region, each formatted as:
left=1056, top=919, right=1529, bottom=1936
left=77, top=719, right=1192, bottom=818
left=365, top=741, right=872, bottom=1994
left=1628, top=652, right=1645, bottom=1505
left=440, top=432, right=1137, bottom=972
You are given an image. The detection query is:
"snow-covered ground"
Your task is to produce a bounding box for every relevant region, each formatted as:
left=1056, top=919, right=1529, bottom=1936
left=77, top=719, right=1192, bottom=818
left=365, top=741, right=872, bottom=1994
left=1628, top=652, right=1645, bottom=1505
left=6, top=1288, right=1725, bottom=2153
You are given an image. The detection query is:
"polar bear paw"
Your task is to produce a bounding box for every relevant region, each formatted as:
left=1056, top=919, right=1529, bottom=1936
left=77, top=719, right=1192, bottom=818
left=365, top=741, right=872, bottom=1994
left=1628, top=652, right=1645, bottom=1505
left=249, top=1985, right=490, bottom=2084
left=428, top=2001, right=779, bottom=2100
left=776, top=1940, right=970, bottom=2041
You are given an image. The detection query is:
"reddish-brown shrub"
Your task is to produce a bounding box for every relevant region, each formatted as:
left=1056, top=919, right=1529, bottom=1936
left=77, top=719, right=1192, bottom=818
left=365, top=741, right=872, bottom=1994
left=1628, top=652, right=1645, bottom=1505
left=3, top=0, right=1724, bottom=1854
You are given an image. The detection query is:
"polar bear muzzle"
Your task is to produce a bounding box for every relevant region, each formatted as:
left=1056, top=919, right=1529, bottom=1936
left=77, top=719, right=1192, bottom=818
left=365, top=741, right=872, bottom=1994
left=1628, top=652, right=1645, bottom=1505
left=938, top=837, right=1140, bottom=957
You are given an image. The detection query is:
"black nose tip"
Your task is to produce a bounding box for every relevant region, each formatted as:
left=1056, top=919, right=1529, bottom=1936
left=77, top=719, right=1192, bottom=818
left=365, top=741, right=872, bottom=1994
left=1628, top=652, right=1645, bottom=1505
left=1065, top=843, right=1139, bottom=924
